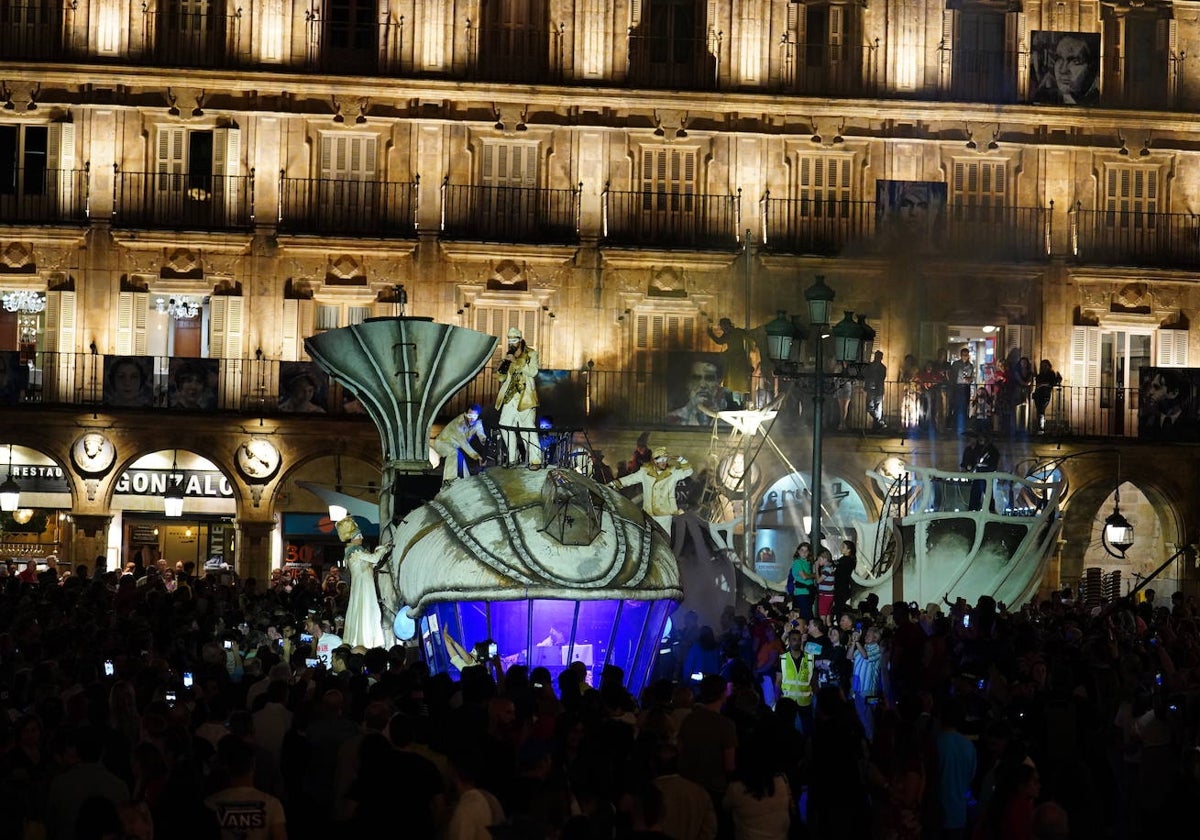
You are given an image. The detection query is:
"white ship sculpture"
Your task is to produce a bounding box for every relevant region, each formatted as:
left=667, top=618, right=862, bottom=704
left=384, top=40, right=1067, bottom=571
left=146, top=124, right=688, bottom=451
left=851, top=464, right=1063, bottom=608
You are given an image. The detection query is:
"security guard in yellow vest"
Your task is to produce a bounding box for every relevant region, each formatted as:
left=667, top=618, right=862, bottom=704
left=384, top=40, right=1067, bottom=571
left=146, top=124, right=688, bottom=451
left=776, top=626, right=815, bottom=733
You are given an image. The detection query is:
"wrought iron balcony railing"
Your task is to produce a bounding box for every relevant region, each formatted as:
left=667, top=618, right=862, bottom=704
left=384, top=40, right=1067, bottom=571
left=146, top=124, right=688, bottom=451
left=626, top=32, right=720, bottom=90
left=0, top=167, right=89, bottom=224
left=304, top=9, right=403, bottom=75
left=468, top=22, right=562, bottom=83
left=112, top=169, right=254, bottom=231
left=1071, top=206, right=1200, bottom=268
left=0, top=0, right=76, bottom=61
left=441, top=183, right=579, bottom=245
left=0, top=354, right=1159, bottom=443
left=603, top=188, right=741, bottom=249
left=939, top=46, right=1020, bottom=104
left=777, top=39, right=878, bottom=96
left=277, top=176, right=417, bottom=237
left=135, top=6, right=243, bottom=69
left=761, top=195, right=1050, bottom=260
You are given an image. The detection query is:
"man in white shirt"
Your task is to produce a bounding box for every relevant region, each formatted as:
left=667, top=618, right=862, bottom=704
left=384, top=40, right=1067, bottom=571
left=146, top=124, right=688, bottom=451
left=205, top=737, right=288, bottom=840
left=307, top=616, right=343, bottom=667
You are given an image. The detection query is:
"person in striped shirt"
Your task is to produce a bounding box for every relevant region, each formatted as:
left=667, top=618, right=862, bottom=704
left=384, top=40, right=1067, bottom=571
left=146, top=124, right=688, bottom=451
left=815, top=547, right=836, bottom=622
left=851, top=624, right=883, bottom=741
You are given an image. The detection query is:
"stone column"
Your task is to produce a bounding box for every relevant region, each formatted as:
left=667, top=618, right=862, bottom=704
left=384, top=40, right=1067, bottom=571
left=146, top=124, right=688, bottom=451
left=236, top=519, right=277, bottom=583
left=71, top=515, right=112, bottom=574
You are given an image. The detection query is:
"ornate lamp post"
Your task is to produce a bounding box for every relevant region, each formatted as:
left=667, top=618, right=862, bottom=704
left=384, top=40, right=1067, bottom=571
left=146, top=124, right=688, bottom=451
left=764, top=276, right=868, bottom=556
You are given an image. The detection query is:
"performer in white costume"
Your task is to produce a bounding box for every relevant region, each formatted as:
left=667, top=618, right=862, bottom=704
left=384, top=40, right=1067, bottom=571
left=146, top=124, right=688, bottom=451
left=495, top=327, right=543, bottom=469
left=336, top=516, right=389, bottom=649
left=609, top=446, right=693, bottom=532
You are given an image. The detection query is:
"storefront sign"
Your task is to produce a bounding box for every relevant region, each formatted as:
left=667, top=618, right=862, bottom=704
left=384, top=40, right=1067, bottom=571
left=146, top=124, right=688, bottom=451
left=114, top=469, right=235, bottom=499
left=8, top=464, right=71, bottom=493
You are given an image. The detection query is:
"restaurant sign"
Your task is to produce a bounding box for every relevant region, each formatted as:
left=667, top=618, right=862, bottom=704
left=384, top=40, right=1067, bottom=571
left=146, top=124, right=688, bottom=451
left=114, top=469, right=235, bottom=499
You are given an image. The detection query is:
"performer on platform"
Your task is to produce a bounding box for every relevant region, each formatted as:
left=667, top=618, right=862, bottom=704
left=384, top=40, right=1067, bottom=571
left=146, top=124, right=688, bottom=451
left=496, top=327, right=543, bottom=469
left=433, top=404, right=487, bottom=486
left=336, top=516, right=388, bottom=650
left=608, top=446, right=692, bottom=532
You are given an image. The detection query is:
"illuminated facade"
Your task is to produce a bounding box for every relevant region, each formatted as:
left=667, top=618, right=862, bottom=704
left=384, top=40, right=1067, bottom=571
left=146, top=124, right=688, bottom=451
left=0, top=0, right=1198, bottom=594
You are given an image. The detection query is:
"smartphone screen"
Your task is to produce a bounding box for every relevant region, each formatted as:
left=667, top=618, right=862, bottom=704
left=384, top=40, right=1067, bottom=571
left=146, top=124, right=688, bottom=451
left=103, top=660, right=114, bottom=677
left=488, top=642, right=498, bottom=657
left=305, top=658, right=319, bottom=668
left=165, top=690, right=177, bottom=706
left=224, top=640, right=233, bottom=650
left=183, top=672, right=194, bottom=688
left=300, top=633, right=313, bottom=643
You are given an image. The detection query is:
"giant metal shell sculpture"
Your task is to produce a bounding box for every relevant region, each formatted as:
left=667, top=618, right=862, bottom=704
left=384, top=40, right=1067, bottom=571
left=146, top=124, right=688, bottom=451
left=305, top=317, right=498, bottom=471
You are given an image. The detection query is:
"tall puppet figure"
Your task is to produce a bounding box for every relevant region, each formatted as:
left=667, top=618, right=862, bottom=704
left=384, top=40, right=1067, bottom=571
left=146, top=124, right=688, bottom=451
left=336, top=516, right=389, bottom=650
left=496, top=326, right=543, bottom=469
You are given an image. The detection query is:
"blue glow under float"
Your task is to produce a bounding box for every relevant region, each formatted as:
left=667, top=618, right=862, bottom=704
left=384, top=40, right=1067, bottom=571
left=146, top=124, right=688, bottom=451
left=389, top=466, right=682, bottom=696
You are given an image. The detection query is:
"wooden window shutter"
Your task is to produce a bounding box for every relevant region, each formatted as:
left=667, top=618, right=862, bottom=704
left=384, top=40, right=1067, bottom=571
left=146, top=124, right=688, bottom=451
left=1155, top=328, right=1189, bottom=367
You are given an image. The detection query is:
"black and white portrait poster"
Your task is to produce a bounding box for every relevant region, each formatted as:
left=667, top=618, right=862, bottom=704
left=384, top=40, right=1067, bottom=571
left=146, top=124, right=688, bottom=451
left=1030, top=31, right=1101, bottom=105
left=664, top=352, right=736, bottom=427
left=278, top=362, right=329, bottom=414
left=875, top=180, right=947, bottom=242
left=1138, top=366, right=1200, bottom=441
left=167, top=358, right=219, bottom=410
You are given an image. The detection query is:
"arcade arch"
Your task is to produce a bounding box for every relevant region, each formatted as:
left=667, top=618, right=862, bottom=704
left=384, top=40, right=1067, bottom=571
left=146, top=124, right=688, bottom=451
left=0, top=443, right=73, bottom=562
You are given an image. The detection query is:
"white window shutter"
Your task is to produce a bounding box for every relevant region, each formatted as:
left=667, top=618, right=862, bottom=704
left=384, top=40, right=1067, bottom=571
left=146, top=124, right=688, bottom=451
left=281, top=298, right=299, bottom=361
left=211, top=294, right=229, bottom=355
left=1155, top=328, right=1189, bottom=367
left=43, top=290, right=78, bottom=401
left=224, top=297, right=245, bottom=359
left=1069, top=325, right=1100, bottom=387
left=212, top=127, right=240, bottom=178
left=46, top=123, right=77, bottom=215
left=116, top=291, right=148, bottom=355
left=157, top=127, right=186, bottom=192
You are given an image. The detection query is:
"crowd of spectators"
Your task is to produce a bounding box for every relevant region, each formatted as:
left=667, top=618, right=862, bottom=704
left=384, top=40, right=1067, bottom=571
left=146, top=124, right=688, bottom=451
left=1, top=554, right=1198, bottom=840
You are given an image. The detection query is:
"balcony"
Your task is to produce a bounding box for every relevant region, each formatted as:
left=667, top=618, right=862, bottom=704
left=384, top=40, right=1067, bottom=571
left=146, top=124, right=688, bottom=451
left=761, top=195, right=875, bottom=256
left=627, top=33, right=720, bottom=90
left=1072, top=207, right=1200, bottom=268
left=0, top=354, right=1160, bottom=443
left=134, top=6, right=243, bottom=69
left=305, top=10, right=403, bottom=75
left=0, top=167, right=89, bottom=225
left=941, top=47, right=1019, bottom=104
left=112, top=170, right=254, bottom=231
left=441, top=183, right=579, bottom=245
left=0, top=1, right=74, bottom=61
left=778, top=39, right=877, bottom=96
left=278, top=177, right=417, bottom=237
left=469, top=23, right=560, bottom=83
left=603, top=188, right=741, bottom=249
left=761, top=195, right=1050, bottom=261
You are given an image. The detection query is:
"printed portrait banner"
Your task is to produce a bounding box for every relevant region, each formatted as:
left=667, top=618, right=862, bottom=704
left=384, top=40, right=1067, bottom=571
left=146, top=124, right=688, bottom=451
left=875, top=180, right=948, bottom=230
left=278, top=361, right=329, bottom=414
left=167, top=357, right=219, bottom=410
left=1030, top=31, right=1101, bottom=106
left=664, top=351, right=737, bottom=427
left=103, top=355, right=156, bottom=408
left=1138, top=366, right=1200, bottom=442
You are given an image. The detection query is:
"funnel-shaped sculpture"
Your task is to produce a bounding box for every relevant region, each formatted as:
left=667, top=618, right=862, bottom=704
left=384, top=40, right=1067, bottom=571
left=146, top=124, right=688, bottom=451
left=305, top=317, right=497, bottom=524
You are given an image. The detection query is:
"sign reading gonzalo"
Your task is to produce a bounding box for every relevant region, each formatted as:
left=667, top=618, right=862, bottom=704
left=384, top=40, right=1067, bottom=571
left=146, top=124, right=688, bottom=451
left=114, top=469, right=235, bottom=499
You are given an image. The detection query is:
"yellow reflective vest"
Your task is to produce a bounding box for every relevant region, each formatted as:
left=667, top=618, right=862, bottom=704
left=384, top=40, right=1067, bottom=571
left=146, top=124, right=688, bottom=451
left=779, top=652, right=813, bottom=706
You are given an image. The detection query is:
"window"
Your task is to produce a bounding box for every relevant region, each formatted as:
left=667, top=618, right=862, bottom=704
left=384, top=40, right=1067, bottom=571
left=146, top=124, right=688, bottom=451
left=157, top=0, right=225, bottom=64
left=943, top=6, right=1020, bottom=102
left=0, top=124, right=48, bottom=196
left=1103, top=165, right=1158, bottom=229
left=325, top=0, right=378, bottom=71
left=480, top=142, right=538, bottom=189
left=629, top=0, right=714, bottom=88
left=314, top=302, right=374, bottom=331
left=477, top=0, right=548, bottom=81
left=472, top=304, right=540, bottom=359
left=155, top=126, right=241, bottom=219
left=794, top=153, right=853, bottom=218
left=1103, top=12, right=1173, bottom=108
left=790, top=1, right=862, bottom=93
left=319, top=133, right=377, bottom=181
left=641, top=146, right=696, bottom=213
left=950, top=159, right=1008, bottom=221
left=628, top=307, right=699, bottom=377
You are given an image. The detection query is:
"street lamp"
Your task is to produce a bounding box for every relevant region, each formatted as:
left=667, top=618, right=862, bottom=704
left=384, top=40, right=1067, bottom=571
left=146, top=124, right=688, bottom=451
left=163, top=450, right=185, bottom=518
left=765, top=275, right=869, bottom=557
